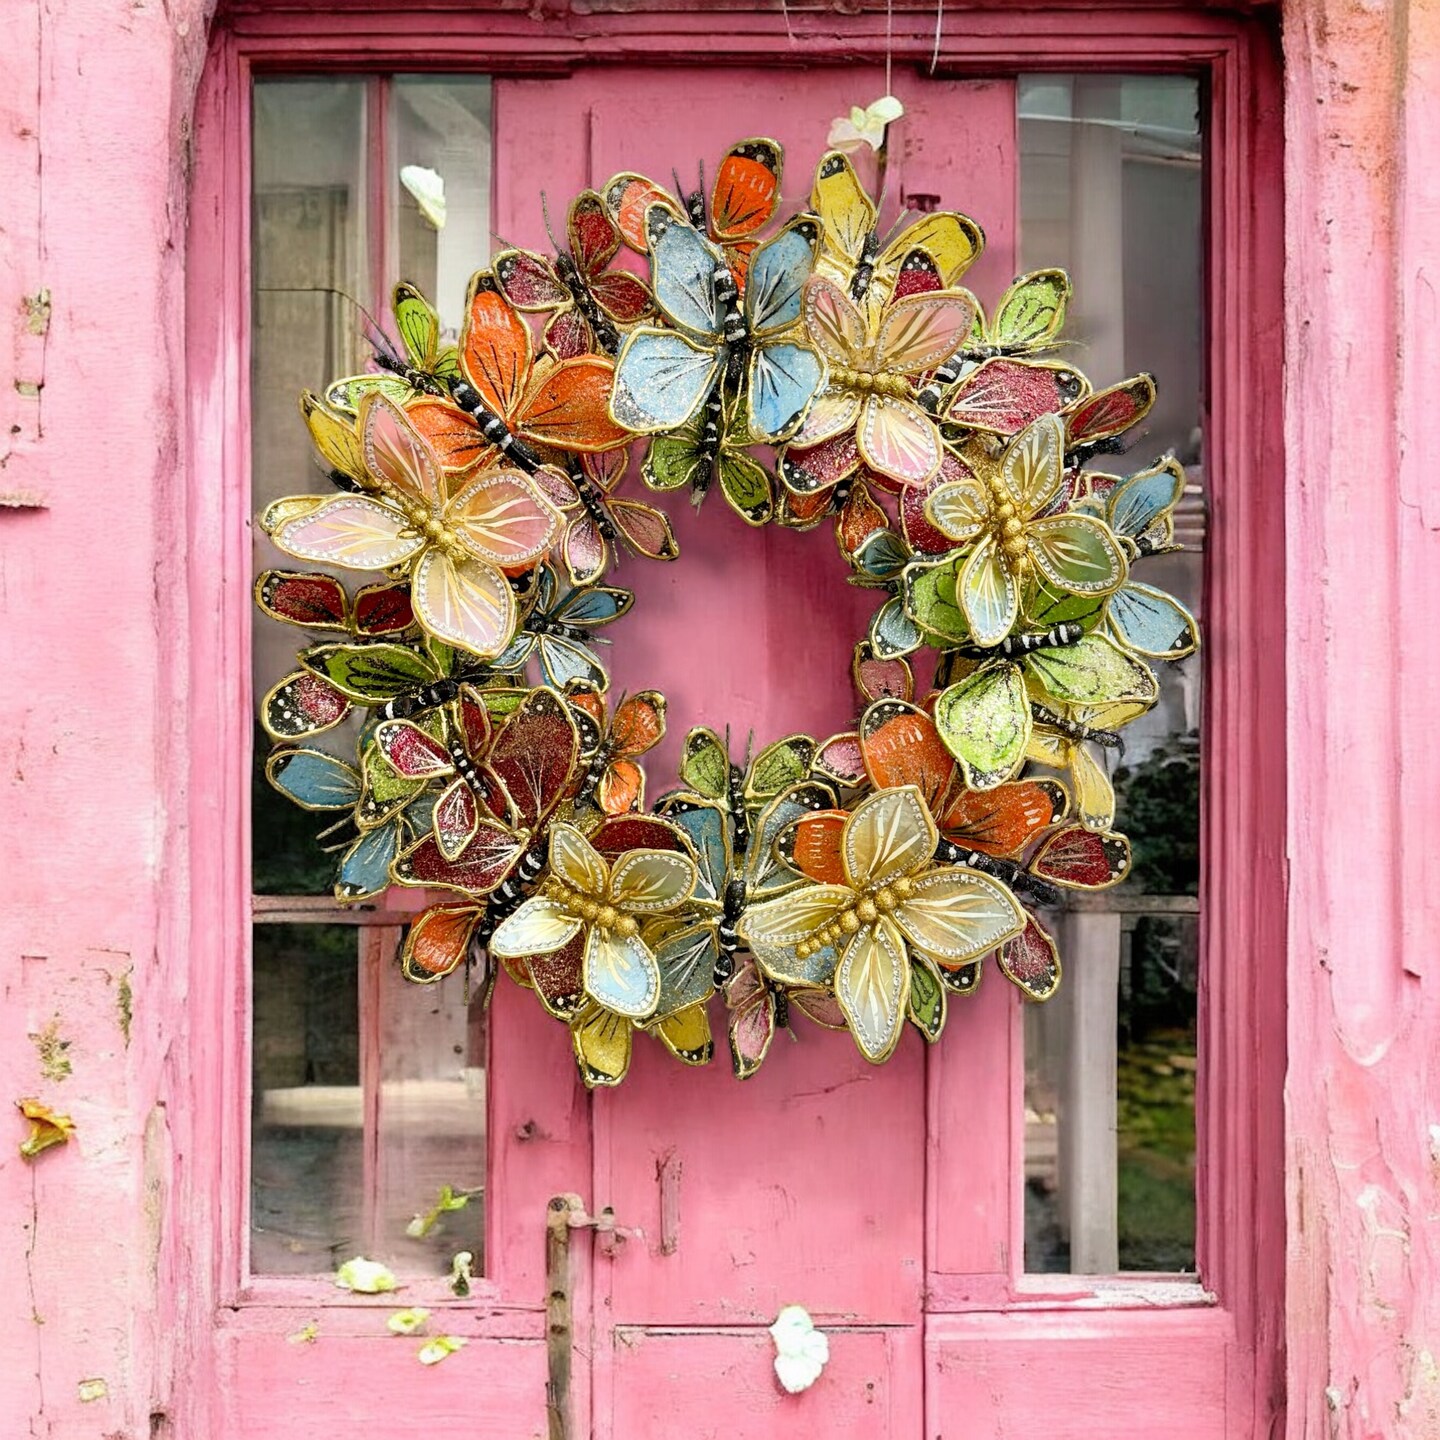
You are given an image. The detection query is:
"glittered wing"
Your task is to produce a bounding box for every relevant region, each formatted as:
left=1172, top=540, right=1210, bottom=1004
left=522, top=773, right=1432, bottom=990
left=748, top=342, right=824, bottom=444
left=603, top=172, right=684, bottom=254
left=391, top=282, right=454, bottom=376
left=647, top=208, right=724, bottom=339
left=940, top=778, right=1070, bottom=857
left=271, top=495, right=425, bottom=571
left=858, top=700, right=959, bottom=812
left=945, top=359, right=1088, bottom=437
left=493, top=247, right=571, bottom=312
left=1065, top=375, right=1157, bottom=449
left=745, top=217, right=821, bottom=338
left=1105, top=458, right=1186, bottom=553
left=568, top=190, right=623, bottom=274
left=724, top=958, right=777, bottom=1080
left=399, top=903, right=487, bottom=984
left=612, top=328, right=721, bottom=433
left=990, top=268, right=1071, bottom=351
left=404, top=398, right=492, bottom=475
left=710, top=138, right=783, bottom=246
left=878, top=210, right=984, bottom=289
left=810, top=151, right=877, bottom=283
left=266, top=748, right=362, bottom=811
left=361, top=393, right=446, bottom=510
left=517, top=357, right=631, bottom=453
left=486, top=686, right=581, bottom=829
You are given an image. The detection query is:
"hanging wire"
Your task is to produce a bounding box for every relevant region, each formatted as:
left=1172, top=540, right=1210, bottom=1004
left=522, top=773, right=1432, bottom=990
left=885, top=0, right=894, bottom=97
left=779, top=0, right=796, bottom=46
left=930, top=0, right=946, bottom=74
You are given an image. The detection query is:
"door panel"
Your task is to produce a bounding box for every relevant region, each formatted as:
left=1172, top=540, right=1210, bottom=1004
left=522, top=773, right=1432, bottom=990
left=596, top=1027, right=926, bottom=1325
left=600, top=1326, right=924, bottom=1440
left=926, top=1312, right=1231, bottom=1437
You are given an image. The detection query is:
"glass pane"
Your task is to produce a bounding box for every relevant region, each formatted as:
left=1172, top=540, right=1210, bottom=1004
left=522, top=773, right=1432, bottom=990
left=251, top=923, right=363, bottom=1273
left=251, top=79, right=368, bottom=896
left=375, top=953, right=488, bottom=1276
left=1018, top=75, right=1203, bottom=1275
left=251, top=923, right=489, bottom=1277
left=393, top=77, right=493, bottom=333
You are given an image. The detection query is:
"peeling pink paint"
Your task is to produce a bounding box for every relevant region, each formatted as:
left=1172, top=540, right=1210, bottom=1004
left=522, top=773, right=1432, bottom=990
left=0, top=0, right=1433, bottom=1435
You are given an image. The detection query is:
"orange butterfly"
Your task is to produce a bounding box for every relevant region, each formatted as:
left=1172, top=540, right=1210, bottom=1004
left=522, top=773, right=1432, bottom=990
left=406, top=274, right=630, bottom=476
left=858, top=698, right=1068, bottom=860
left=567, top=688, right=668, bottom=815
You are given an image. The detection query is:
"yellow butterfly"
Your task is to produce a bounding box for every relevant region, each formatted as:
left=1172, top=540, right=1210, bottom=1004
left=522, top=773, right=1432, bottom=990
left=809, top=150, right=985, bottom=299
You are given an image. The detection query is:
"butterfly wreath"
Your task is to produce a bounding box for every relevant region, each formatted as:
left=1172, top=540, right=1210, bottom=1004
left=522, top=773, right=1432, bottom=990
left=257, top=133, right=1198, bottom=1086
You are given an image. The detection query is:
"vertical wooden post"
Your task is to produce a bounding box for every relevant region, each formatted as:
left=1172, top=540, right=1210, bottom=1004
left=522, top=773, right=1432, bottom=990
left=546, top=1193, right=584, bottom=1440
left=1057, top=910, right=1122, bottom=1274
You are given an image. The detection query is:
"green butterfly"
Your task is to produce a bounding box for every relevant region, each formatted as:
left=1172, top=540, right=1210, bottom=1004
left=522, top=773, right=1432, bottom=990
left=642, top=389, right=776, bottom=525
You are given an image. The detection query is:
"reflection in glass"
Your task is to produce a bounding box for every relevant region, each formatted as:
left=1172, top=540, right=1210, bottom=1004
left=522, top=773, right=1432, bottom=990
left=393, top=77, right=493, bottom=333
left=375, top=956, right=488, bottom=1275
left=250, top=924, right=488, bottom=1276
left=1018, top=76, right=1203, bottom=1275
left=250, top=924, right=362, bottom=1274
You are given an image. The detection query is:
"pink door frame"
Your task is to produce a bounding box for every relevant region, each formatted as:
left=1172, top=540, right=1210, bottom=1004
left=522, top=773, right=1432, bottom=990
left=179, top=4, right=1286, bottom=1435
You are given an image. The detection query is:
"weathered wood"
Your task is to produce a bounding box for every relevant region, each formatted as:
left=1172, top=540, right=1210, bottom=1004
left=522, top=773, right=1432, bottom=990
left=546, top=1194, right=583, bottom=1440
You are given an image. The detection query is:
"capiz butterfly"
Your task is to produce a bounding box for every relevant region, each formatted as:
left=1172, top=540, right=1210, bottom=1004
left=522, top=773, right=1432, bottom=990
left=407, top=274, right=630, bottom=475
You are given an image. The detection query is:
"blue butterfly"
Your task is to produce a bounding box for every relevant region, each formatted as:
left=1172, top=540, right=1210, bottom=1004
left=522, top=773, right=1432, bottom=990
left=610, top=209, right=825, bottom=445
left=507, top=564, right=634, bottom=692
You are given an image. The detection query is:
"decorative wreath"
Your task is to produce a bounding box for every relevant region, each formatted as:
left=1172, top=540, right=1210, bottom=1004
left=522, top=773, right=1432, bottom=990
left=256, top=126, right=1198, bottom=1086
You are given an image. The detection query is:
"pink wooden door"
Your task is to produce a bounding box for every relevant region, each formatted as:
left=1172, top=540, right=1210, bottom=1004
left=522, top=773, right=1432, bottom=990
left=491, top=66, right=1019, bottom=1439
left=206, top=26, right=1280, bottom=1434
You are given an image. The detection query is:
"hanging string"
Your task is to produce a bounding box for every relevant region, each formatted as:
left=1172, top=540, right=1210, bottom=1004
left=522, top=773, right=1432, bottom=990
left=884, top=0, right=894, bottom=98
left=930, top=0, right=945, bottom=74
left=778, top=0, right=796, bottom=46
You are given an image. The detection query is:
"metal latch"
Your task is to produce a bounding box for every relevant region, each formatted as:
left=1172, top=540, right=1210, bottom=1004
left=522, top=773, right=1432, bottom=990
left=566, top=1201, right=642, bottom=1256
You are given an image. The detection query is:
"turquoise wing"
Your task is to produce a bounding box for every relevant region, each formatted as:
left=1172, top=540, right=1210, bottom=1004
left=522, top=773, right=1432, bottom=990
left=612, top=328, right=722, bottom=433
left=744, top=217, right=820, bottom=337
left=536, top=633, right=609, bottom=691
left=336, top=821, right=402, bottom=901
left=648, top=209, right=724, bottom=339
left=266, top=748, right=362, bottom=810
left=1107, top=581, right=1199, bottom=659
left=1107, top=460, right=1185, bottom=552
left=748, top=341, right=824, bottom=443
